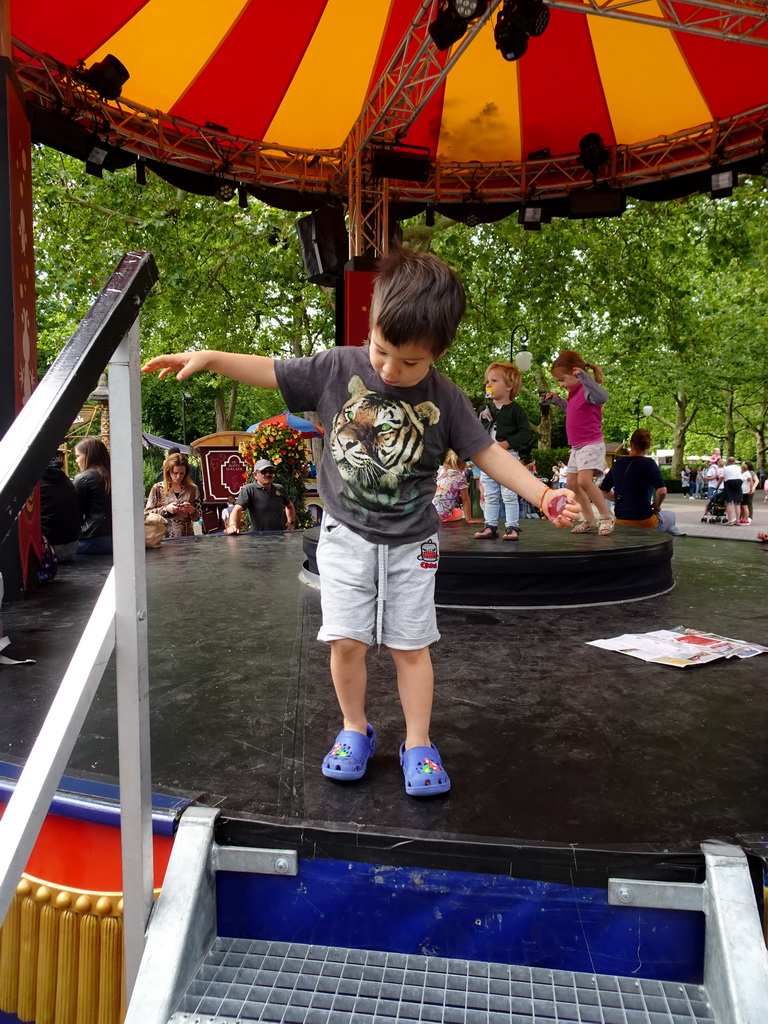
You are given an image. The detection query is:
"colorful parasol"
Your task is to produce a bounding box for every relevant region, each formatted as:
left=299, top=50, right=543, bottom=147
left=9, top=1, right=768, bottom=208
left=248, top=413, right=324, bottom=439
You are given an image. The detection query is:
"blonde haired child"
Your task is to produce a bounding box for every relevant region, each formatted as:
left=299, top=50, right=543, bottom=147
left=544, top=350, right=614, bottom=535
left=474, top=361, right=532, bottom=541
left=433, top=451, right=482, bottom=524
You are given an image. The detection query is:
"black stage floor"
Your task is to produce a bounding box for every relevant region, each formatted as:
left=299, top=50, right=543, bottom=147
left=1, top=527, right=766, bottom=852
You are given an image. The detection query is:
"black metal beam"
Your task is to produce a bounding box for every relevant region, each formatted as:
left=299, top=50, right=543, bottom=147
left=0, top=250, right=158, bottom=546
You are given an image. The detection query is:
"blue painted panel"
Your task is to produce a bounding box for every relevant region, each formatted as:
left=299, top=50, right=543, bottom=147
left=0, top=760, right=188, bottom=836
left=217, top=857, right=705, bottom=983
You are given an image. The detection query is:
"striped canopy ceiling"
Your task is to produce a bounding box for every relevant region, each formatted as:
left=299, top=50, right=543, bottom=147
left=10, top=0, right=768, bottom=207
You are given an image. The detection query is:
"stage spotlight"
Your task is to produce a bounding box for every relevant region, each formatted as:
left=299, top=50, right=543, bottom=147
left=495, top=10, right=528, bottom=61
left=76, top=54, right=130, bottom=101
left=495, top=0, right=549, bottom=61
left=579, top=132, right=609, bottom=179
left=215, top=181, right=236, bottom=202
left=453, top=0, right=489, bottom=16
left=85, top=137, right=109, bottom=177
left=522, top=0, right=550, bottom=37
left=135, top=159, right=146, bottom=185
left=238, top=184, right=248, bottom=209
left=710, top=168, right=735, bottom=199
left=429, top=2, right=468, bottom=50
left=518, top=205, right=542, bottom=230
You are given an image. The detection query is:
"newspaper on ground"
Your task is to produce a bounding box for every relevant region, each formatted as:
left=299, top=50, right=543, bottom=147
left=586, top=626, right=768, bottom=668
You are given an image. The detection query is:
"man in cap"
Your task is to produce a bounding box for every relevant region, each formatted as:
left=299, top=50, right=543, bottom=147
left=225, top=458, right=296, bottom=533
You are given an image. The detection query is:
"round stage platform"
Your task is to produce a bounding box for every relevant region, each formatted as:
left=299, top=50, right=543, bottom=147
left=301, top=521, right=674, bottom=608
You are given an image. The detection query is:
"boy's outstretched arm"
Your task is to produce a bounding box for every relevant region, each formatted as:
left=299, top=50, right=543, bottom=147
left=141, top=350, right=278, bottom=389
left=471, top=444, right=580, bottom=526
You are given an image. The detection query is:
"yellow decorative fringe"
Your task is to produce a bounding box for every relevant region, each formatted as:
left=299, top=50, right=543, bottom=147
left=0, top=874, right=151, bottom=1024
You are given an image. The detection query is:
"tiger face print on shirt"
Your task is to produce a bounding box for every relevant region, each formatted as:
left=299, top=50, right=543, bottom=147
left=330, top=375, right=440, bottom=513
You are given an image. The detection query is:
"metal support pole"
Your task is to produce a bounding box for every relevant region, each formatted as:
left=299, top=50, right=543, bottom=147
left=109, top=319, right=154, bottom=1002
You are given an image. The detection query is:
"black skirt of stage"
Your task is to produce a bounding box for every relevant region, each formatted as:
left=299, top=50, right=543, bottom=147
left=1, top=527, right=766, bottom=853
left=301, top=522, right=674, bottom=607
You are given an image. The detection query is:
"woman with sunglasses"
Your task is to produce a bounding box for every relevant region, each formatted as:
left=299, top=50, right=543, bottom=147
left=224, top=458, right=296, bottom=533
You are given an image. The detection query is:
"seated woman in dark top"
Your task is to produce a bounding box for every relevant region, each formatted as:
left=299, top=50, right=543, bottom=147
left=144, top=452, right=202, bottom=538
left=73, top=437, right=113, bottom=555
left=599, top=429, right=680, bottom=536
left=40, top=456, right=81, bottom=562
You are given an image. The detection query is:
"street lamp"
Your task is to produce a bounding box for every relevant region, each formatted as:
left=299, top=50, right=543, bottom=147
left=632, top=393, right=653, bottom=427
left=181, top=392, right=192, bottom=445
left=511, top=325, right=532, bottom=371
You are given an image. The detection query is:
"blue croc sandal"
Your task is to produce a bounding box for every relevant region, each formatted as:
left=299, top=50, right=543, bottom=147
left=400, top=743, right=451, bottom=797
left=322, top=724, right=376, bottom=781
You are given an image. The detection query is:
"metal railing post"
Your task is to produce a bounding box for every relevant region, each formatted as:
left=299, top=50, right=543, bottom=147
left=109, top=318, right=154, bottom=1000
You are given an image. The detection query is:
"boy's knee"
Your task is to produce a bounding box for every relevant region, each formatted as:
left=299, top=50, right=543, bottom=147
left=389, top=645, right=430, bottom=665
left=330, top=637, right=367, bottom=660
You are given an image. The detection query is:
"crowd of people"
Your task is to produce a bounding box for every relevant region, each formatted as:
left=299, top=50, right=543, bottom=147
left=679, top=453, right=763, bottom=526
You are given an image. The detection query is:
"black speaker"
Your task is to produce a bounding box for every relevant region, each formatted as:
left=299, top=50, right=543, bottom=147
left=296, top=207, right=349, bottom=286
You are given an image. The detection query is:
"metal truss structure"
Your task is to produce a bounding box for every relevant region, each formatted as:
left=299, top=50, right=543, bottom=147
left=549, top=0, right=768, bottom=44
left=13, top=0, right=768, bottom=256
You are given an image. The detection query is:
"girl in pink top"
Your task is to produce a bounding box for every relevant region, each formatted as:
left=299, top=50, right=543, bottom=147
left=544, top=350, right=614, bottom=535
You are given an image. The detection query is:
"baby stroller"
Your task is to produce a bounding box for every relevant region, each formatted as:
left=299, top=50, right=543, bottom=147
left=701, top=487, right=727, bottom=523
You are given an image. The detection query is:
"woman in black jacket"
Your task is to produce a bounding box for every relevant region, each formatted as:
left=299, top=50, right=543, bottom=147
left=73, top=437, right=113, bottom=555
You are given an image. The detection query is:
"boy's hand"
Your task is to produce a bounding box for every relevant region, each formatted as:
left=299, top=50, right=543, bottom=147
left=541, top=487, right=580, bottom=528
left=142, top=351, right=209, bottom=381
left=143, top=350, right=278, bottom=389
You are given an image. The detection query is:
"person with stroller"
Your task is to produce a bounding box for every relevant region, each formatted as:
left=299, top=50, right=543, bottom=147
left=722, top=456, right=745, bottom=526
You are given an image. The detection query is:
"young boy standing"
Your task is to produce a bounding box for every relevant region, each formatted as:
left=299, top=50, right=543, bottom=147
left=143, top=247, right=577, bottom=797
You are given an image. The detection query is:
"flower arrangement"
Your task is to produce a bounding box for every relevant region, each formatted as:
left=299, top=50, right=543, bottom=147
left=239, top=425, right=313, bottom=528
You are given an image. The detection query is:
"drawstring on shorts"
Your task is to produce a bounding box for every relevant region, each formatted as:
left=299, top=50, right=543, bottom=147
left=375, top=544, right=388, bottom=651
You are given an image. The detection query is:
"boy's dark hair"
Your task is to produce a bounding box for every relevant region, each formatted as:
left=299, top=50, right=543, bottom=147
left=370, top=245, right=466, bottom=358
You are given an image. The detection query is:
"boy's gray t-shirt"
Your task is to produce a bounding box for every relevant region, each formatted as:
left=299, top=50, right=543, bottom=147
left=275, top=346, right=492, bottom=545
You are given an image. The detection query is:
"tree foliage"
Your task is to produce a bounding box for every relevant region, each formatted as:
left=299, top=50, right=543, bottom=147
left=32, top=146, right=768, bottom=472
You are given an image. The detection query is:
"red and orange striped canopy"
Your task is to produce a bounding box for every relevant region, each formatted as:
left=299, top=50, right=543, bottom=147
left=10, top=0, right=768, bottom=206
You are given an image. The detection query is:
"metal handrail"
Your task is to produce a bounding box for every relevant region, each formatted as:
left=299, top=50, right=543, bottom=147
left=0, top=252, right=158, bottom=1003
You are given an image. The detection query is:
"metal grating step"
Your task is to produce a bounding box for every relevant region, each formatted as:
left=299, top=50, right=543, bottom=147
left=168, top=936, right=717, bottom=1024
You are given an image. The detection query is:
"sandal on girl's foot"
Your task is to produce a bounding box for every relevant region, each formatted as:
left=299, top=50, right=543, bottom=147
left=474, top=524, right=498, bottom=539
left=400, top=743, right=451, bottom=797
left=597, top=516, right=615, bottom=536
left=322, top=724, right=376, bottom=781
left=502, top=525, right=521, bottom=541
left=570, top=519, right=598, bottom=534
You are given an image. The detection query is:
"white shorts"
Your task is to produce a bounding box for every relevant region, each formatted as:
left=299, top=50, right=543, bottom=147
left=315, top=513, right=440, bottom=650
left=567, top=441, right=606, bottom=475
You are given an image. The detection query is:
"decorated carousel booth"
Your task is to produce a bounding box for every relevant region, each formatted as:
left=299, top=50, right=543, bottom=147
left=2, top=3, right=768, bottom=1022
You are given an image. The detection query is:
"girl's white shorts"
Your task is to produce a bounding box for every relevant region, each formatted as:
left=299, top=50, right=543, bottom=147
left=567, top=441, right=606, bottom=475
